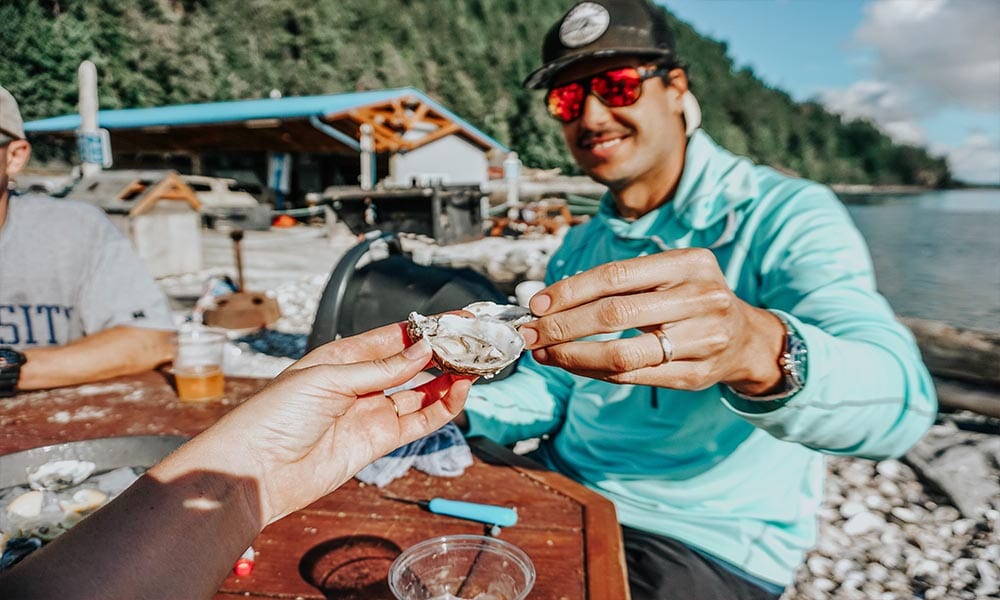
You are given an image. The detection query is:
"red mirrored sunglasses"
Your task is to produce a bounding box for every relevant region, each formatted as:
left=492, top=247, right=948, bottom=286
left=545, top=65, right=670, bottom=123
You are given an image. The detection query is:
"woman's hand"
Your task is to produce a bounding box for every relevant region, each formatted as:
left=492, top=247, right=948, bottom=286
left=0, top=322, right=474, bottom=600
left=153, top=322, right=474, bottom=524
left=519, top=249, right=785, bottom=395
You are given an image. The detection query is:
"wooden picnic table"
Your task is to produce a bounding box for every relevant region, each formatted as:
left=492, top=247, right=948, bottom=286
left=0, top=371, right=630, bottom=599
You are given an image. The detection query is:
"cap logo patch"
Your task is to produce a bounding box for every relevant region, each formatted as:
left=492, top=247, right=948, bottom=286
left=559, top=2, right=611, bottom=48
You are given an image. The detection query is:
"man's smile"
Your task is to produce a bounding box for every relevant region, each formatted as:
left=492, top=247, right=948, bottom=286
left=578, top=130, right=632, bottom=158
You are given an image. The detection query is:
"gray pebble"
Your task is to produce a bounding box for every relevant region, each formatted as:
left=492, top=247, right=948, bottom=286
left=844, top=511, right=885, bottom=536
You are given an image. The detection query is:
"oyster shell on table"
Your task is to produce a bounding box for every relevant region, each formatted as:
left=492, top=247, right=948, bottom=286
left=407, top=302, right=534, bottom=378
left=58, top=488, right=109, bottom=515
left=27, top=460, right=96, bottom=492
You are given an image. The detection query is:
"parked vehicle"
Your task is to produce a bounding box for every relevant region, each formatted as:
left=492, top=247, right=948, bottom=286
left=11, top=173, right=76, bottom=197
left=61, top=170, right=271, bottom=230
left=182, top=175, right=271, bottom=230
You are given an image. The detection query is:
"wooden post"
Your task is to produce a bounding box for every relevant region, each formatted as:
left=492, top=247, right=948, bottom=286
left=230, top=229, right=245, bottom=292
left=360, top=124, right=375, bottom=190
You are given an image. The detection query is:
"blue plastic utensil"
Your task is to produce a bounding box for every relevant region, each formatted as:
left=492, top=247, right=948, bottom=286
left=382, top=494, right=518, bottom=527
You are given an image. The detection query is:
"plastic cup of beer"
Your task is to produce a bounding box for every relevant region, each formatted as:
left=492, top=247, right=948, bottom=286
left=174, top=329, right=226, bottom=402
left=388, top=534, right=535, bottom=600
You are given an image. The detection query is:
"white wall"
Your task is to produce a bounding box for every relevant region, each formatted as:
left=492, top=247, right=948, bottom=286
left=388, top=135, right=488, bottom=186
left=131, top=207, right=203, bottom=277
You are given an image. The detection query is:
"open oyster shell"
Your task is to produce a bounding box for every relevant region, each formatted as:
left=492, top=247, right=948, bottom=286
left=407, top=302, right=534, bottom=378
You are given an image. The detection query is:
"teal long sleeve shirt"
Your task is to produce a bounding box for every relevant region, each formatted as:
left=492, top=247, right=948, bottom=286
left=464, top=131, right=937, bottom=586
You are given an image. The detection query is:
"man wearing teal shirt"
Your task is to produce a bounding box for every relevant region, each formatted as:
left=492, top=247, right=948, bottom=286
left=457, top=1, right=937, bottom=598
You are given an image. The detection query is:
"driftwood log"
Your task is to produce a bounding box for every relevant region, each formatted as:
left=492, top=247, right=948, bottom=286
left=901, top=317, right=1000, bottom=418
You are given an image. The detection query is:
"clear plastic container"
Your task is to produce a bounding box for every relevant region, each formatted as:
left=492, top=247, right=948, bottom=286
left=388, top=534, right=535, bottom=600
left=173, top=328, right=227, bottom=402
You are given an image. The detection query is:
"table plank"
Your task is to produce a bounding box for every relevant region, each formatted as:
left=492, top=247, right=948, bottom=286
left=217, top=512, right=587, bottom=599
left=1, top=373, right=629, bottom=599
left=311, top=460, right=585, bottom=532
left=471, top=439, right=630, bottom=600
left=0, top=371, right=266, bottom=454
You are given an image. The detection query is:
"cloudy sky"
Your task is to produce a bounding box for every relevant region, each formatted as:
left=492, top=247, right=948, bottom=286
left=665, top=0, right=1000, bottom=184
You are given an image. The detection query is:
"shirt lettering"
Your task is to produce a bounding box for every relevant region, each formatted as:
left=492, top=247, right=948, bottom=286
left=35, top=305, right=64, bottom=345
left=0, top=304, right=74, bottom=347
left=0, top=305, right=19, bottom=345
left=19, top=304, right=36, bottom=345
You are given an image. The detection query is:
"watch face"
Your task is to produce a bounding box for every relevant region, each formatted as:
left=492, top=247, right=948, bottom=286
left=783, top=334, right=807, bottom=388
left=0, top=348, right=25, bottom=368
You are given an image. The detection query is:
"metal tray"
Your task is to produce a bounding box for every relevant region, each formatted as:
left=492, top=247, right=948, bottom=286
left=0, top=435, right=188, bottom=488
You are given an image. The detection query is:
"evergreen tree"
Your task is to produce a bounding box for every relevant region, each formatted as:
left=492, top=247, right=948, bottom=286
left=1, top=0, right=951, bottom=186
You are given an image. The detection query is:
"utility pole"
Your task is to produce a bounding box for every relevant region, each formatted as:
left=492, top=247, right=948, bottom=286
left=78, top=60, right=101, bottom=177
left=360, top=123, right=375, bottom=190
left=503, top=151, right=521, bottom=209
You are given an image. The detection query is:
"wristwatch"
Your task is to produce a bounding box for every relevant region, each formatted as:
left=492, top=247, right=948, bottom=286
left=730, top=312, right=807, bottom=403
left=0, top=347, right=26, bottom=398
left=760, top=312, right=807, bottom=400
left=776, top=313, right=807, bottom=396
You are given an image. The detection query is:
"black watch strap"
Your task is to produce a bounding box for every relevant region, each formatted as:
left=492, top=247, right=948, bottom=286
left=0, top=347, right=25, bottom=398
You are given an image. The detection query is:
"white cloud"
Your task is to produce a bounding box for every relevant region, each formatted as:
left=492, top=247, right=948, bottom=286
left=819, top=0, right=1000, bottom=181
left=820, top=0, right=1000, bottom=139
left=938, top=131, right=1000, bottom=184
left=857, top=0, right=1000, bottom=113
left=819, top=80, right=926, bottom=145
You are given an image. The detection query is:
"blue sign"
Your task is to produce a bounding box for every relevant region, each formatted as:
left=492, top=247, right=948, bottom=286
left=76, top=129, right=113, bottom=168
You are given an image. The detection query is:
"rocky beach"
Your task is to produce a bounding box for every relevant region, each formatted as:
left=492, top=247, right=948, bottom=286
left=162, top=225, right=1000, bottom=600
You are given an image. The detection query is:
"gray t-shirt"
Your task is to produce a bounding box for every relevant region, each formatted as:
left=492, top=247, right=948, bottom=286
left=0, top=193, right=174, bottom=349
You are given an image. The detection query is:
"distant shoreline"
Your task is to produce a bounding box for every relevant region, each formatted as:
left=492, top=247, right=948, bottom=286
left=829, top=184, right=930, bottom=195
left=831, top=183, right=1000, bottom=195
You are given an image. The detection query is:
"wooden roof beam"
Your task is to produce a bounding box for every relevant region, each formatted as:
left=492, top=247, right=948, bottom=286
left=399, top=122, right=461, bottom=151
left=344, top=101, right=481, bottom=153
left=390, top=99, right=408, bottom=129
left=411, top=102, right=430, bottom=123
left=348, top=108, right=403, bottom=151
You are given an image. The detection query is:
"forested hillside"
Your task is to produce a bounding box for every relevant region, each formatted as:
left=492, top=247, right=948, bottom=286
left=2, top=0, right=951, bottom=186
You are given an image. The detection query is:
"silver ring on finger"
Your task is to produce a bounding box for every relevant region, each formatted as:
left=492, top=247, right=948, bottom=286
left=653, top=328, right=674, bottom=365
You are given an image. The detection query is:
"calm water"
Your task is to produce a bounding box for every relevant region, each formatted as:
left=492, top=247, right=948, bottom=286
left=842, top=189, right=1000, bottom=332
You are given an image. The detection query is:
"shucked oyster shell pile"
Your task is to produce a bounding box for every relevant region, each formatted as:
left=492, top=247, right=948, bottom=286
left=407, top=302, right=534, bottom=378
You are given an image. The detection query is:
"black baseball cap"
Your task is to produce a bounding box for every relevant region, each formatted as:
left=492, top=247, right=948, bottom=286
left=523, top=0, right=678, bottom=89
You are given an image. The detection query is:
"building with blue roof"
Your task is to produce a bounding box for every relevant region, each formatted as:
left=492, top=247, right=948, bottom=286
left=24, top=87, right=509, bottom=206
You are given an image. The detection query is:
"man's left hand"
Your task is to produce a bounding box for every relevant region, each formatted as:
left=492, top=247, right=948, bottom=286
left=520, top=248, right=785, bottom=395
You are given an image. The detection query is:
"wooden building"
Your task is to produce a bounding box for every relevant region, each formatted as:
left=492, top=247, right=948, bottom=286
left=23, top=88, right=508, bottom=207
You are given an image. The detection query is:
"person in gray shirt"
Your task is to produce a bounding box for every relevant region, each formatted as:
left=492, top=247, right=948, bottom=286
left=0, top=85, right=174, bottom=394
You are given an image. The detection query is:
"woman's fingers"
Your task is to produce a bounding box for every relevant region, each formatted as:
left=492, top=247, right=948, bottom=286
left=391, top=375, right=475, bottom=444
left=309, top=339, right=433, bottom=396
left=291, top=310, right=473, bottom=371
left=291, top=322, right=413, bottom=370
left=390, top=373, right=477, bottom=414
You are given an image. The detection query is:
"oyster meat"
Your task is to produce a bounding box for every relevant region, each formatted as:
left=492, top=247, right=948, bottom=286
left=407, top=302, right=534, bottom=378
left=463, top=301, right=535, bottom=328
